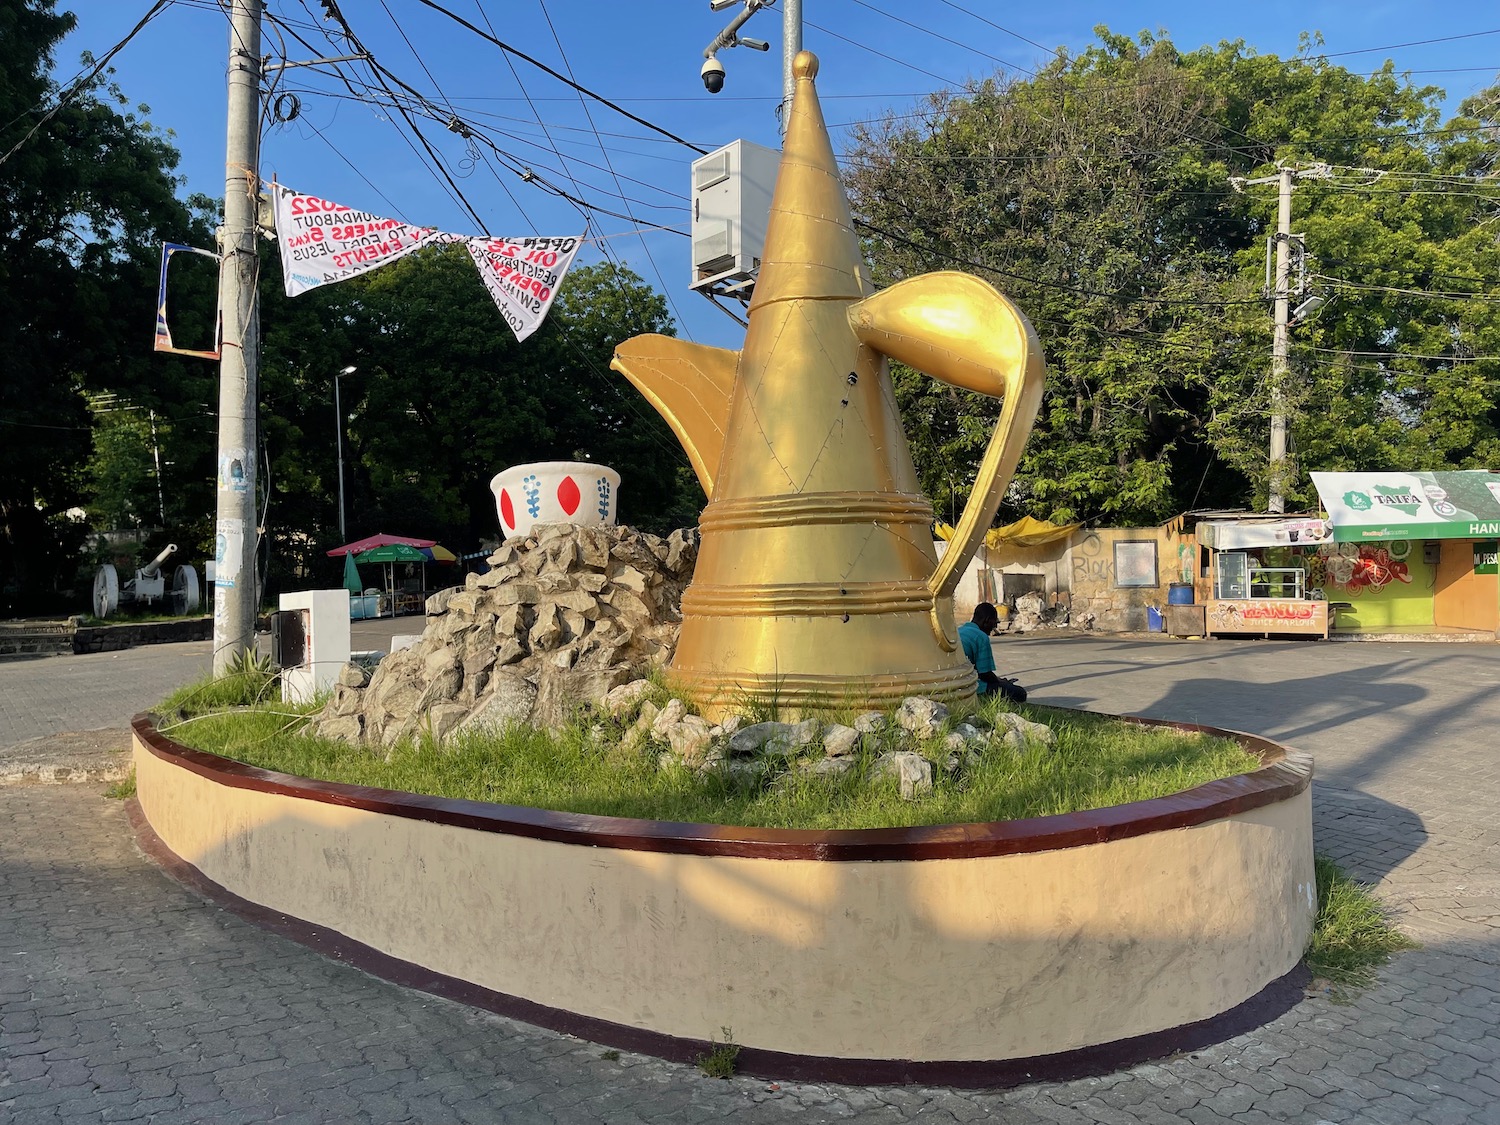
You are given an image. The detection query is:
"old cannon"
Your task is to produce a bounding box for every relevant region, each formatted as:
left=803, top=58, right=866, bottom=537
left=92, top=543, right=201, bottom=619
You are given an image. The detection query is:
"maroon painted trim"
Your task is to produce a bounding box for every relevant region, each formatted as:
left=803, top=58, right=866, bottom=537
left=131, top=711, right=1310, bottom=862
left=127, top=796, right=1309, bottom=1088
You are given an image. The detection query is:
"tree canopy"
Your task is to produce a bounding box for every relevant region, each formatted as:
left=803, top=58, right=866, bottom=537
left=845, top=28, right=1500, bottom=525
left=255, top=248, right=696, bottom=594
left=0, top=0, right=216, bottom=611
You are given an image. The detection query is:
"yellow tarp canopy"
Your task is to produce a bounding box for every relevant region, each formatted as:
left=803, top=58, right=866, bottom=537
left=935, top=516, right=1080, bottom=551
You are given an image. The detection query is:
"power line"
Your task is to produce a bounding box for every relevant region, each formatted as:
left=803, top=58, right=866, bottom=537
left=409, top=0, right=709, bottom=154
left=1290, top=343, right=1500, bottom=362
left=854, top=216, right=1266, bottom=307
left=534, top=0, right=694, bottom=343
left=1306, top=28, right=1500, bottom=61
left=805, top=18, right=966, bottom=87
left=843, top=0, right=1027, bottom=72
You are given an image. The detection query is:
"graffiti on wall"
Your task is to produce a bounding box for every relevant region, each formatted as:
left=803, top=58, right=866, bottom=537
left=1071, top=533, right=1113, bottom=585
left=1306, top=542, right=1413, bottom=597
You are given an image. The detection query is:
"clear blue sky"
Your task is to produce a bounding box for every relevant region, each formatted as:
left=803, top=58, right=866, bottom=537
left=53, top=1, right=1500, bottom=349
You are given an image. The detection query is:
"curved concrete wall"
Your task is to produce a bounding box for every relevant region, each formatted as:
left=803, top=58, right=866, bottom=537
left=131, top=715, right=1314, bottom=1076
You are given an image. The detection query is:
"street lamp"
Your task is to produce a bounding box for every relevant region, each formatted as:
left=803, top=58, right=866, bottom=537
left=334, top=364, right=357, bottom=542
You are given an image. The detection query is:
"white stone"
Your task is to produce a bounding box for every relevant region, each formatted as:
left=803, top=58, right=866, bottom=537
left=666, top=715, right=715, bottom=765
left=651, top=698, right=688, bottom=740
left=727, top=721, right=795, bottom=756
left=800, top=756, right=854, bottom=777
left=870, top=751, right=933, bottom=800
left=895, top=697, right=949, bottom=739
left=852, top=711, right=886, bottom=734
left=822, top=724, right=861, bottom=758
left=603, top=679, right=654, bottom=717
left=458, top=673, right=536, bottom=734
left=994, top=711, right=1056, bottom=746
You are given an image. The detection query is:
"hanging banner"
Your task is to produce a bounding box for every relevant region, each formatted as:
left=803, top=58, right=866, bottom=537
left=272, top=182, right=448, bottom=297
left=154, top=242, right=222, bottom=359
left=466, top=235, right=584, bottom=342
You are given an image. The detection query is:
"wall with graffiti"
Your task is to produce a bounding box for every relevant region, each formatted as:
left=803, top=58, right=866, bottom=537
left=1068, top=520, right=1198, bottom=632
left=1292, top=541, right=1435, bottom=629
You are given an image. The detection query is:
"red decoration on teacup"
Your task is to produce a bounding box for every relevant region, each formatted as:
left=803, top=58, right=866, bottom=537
left=557, top=475, right=581, bottom=516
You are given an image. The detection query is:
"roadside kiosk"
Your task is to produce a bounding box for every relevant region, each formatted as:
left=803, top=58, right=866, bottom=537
left=1197, top=517, right=1334, bottom=639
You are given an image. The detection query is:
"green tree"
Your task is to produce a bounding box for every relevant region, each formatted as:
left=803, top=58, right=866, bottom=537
left=845, top=28, right=1500, bottom=525
left=255, top=247, right=693, bottom=595
left=0, top=0, right=213, bottom=611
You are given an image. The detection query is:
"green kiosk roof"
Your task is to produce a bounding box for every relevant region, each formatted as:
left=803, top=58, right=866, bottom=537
left=1311, top=471, right=1500, bottom=543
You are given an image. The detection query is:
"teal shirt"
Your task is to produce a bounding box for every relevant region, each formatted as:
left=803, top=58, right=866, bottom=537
left=958, top=620, right=995, bottom=692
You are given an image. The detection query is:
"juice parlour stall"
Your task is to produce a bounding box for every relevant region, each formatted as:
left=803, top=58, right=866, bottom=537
left=1197, top=516, right=1336, bottom=638
left=1311, top=471, right=1500, bottom=635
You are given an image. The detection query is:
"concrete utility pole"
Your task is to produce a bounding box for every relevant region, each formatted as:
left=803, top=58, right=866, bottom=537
left=1269, top=166, right=1292, bottom=514
left=1230, top=162, right=1331, bottom=514
left=780, top=0, right=802, bottom=135
left=212, top=0, right=263, bottom=675
left=334, top=365, right=357, bottom=543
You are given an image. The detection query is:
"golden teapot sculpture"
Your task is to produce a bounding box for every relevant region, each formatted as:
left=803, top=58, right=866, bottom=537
left=611, top=52, right=1045, bottom=716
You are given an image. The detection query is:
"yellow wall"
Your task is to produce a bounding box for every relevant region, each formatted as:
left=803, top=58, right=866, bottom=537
left=135, top=734, right=1314, bottom=1064
left=1068, top=519, right=1199, bottom=632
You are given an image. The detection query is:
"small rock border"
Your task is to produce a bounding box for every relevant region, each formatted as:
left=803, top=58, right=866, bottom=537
left=598, top=682, right=1055, bottom=801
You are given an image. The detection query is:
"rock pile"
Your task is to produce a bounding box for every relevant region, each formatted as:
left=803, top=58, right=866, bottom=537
left=604, top=687, right=1057, bottom=801
left=315, top=523, right=697, bottom=745
left=1006, top=591, right=1070, bottom=633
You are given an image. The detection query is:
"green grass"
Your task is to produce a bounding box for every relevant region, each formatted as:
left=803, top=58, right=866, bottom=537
left=103, top=770, right=136, bottom=799
left=1306, top=856, right=1418, bottom=995
left=695, top=1028, right=740, bottom=1079
left=79, top=610, right=208, bottom=626
left=158, top=653, right=279, bottom=718
left=158, top=690, right=1261, bottom=831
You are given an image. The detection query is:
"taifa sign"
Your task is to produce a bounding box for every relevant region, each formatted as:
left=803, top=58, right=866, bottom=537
left=1311, top=471, right=1500, bottom=542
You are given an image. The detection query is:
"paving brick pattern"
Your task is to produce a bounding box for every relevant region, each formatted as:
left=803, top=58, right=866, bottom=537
left=2, top=636, right=1497, bottom=1123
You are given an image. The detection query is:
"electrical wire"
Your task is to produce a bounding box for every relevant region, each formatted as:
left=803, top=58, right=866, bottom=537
left=410, top=0, right=709, bottom=154
left=854, top=216, right=1267, bottom=306
left=526, top=1, right=694, bottom=342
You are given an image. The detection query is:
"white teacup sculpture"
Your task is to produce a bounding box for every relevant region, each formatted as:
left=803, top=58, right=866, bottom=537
left=489, top=461, right=621, bottom=539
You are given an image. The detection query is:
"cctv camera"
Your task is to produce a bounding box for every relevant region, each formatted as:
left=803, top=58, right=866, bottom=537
left=701, top=56, right=726, bottom=94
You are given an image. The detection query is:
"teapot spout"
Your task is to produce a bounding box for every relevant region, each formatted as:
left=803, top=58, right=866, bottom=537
left=610, top=335, right=739, bottom=497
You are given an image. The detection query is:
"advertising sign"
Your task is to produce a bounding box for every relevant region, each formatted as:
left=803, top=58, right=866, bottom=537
left=272, top=183, right=584, bottom=343
left=1207, top=598, right=1328, bottom=637
left=1311, top=471, right=1500, bottom=542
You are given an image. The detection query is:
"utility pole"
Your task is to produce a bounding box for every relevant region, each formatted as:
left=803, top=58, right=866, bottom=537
left=780, top=0, right=802, bottom=135
left=212, top=0, right=263, bottom=675
left=1269, top=166, right=1292, bottom=514
left=1230, top=162, right=1331, bottom=514
left=334, top=365, right=357, bottom=543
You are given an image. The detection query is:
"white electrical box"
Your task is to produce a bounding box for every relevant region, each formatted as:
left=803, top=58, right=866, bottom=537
left=277, top=588, right=351, bottom=705
left=690, top=138, right=780, bottom=297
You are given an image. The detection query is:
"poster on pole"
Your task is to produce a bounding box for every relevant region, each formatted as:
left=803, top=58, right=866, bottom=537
left=272, top=183, right=448, bottom=297
left=154, top=242, right=222, bottom=359
left=466, top=234, right=584, bottom=342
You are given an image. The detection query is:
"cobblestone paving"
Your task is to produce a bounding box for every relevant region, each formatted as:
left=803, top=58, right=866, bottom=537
left=2, top=637, right=1497, bottom=1123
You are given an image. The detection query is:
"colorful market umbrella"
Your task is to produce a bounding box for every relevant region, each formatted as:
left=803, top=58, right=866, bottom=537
left=342, top=550, right=362, bottom=594
left=354, top=543, right=433, bottom=615
left=326, top=532, right=436, bottom=557
left=419, top=543, right=458, bottom=563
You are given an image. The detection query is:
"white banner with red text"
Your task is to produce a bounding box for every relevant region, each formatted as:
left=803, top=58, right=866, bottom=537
left=465, top=235, right=581, bottom=342
left=272, top=183, right=583, bottom=342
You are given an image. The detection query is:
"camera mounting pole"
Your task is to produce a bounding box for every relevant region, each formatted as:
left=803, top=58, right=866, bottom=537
left=701, top=0, right=774, bottom=96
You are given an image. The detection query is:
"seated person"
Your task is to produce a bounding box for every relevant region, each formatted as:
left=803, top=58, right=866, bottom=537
left=958, top=602, right=1027, bottom=703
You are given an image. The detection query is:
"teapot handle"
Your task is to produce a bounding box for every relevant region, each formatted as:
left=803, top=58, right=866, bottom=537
left=847, top=272, right=1047, bottom=650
